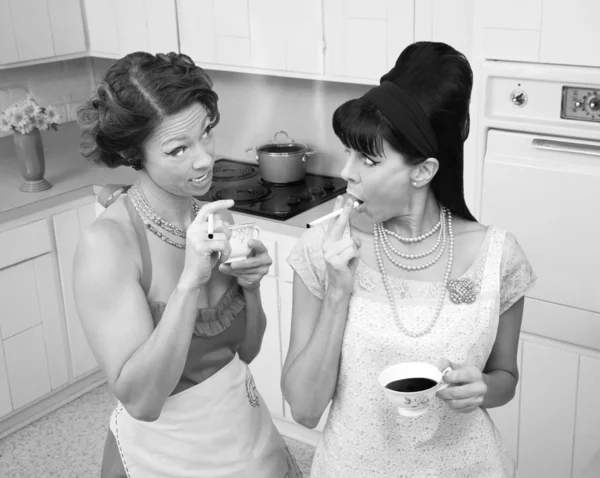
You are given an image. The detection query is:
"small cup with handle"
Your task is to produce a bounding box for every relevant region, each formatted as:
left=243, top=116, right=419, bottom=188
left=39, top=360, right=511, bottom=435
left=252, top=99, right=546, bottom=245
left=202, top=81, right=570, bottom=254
left=378, top=362, right=452, bottom=417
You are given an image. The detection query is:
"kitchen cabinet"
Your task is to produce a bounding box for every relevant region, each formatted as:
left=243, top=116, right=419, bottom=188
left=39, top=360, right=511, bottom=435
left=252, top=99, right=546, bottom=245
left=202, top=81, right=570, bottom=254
left=53, top=203, right=99, bottom=378
left=0, top=0, right=86, bottom=67
left=0, top=219, right=69, bottom=414
left=482, top=0, right=600, bottom=67
left=84, top=0, right=178, bottom=58
left=487, top=340, right=523, bottom=463
left=249, top=275, right=284, bottom=417
left=323, top=0, right=414, bottom=83
left=177, top=0, right=324, bottom=76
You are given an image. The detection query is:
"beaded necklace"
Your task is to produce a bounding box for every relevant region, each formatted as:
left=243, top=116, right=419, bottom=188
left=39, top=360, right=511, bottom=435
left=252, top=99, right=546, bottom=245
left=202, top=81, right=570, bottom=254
left=373, top=205, right=454, bottom=337
left=128, top=182, right=200, bottom=249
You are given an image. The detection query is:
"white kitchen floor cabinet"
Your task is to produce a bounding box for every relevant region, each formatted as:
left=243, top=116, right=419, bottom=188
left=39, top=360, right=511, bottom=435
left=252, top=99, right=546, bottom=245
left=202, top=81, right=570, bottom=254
left=0, top=194, right=104, bottom=440
left=53, top=203, right=99, bottom=378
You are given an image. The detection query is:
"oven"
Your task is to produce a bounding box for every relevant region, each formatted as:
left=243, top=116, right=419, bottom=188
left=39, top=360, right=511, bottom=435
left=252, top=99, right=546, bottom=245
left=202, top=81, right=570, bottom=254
left=476, top=61, right=600, bottom=478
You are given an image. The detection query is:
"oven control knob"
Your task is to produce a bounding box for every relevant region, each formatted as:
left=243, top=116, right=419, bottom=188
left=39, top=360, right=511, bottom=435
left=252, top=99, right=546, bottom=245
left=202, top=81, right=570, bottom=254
left=585, top=96, right=600, bottom=114
left=300, top=190, right=311, bottom=200
left=309, top=186, right=324, bottom=197
left=510, top=89, right=527, bottom=107
left=287, top=194, right=301, bottom=206
left=323, top=181, right=335, bottom=191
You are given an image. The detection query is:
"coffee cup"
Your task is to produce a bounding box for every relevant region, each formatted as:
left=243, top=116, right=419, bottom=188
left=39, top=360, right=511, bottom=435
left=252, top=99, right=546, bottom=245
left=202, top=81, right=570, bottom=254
left=223, top=223, right=261, bottom=264
left=378, top=362, right=452, bottom=417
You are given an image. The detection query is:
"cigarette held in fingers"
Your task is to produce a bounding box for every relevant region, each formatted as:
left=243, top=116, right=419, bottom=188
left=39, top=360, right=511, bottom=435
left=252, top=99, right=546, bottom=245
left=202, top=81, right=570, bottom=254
left=207, top=213, right=214, bottom=239
left=306, top=200, right=360, bottom=228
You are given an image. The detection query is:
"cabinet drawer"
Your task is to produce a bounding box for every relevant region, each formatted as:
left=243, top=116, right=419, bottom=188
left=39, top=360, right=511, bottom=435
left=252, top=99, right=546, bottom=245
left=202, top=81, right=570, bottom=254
left=0, top=220, right=51, bottom=270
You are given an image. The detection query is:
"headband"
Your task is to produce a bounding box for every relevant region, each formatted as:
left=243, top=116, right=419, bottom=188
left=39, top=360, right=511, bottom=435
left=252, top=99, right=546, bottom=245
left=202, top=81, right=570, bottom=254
left=361, top=81, right=438, bottom=158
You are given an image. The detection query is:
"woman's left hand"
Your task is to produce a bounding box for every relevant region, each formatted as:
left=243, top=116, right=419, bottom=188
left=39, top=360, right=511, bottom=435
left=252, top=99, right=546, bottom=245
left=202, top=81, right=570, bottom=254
left=436, top=359, right=488, bottom=414
left=218, top=239, right=272, bottom=291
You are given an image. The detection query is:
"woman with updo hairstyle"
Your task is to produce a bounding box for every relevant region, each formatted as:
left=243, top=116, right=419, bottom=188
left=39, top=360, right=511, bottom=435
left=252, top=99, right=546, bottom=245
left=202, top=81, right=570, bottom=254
left=74, top=51, right=301, bottom=477
left=282, top=42, right=536, bottom=476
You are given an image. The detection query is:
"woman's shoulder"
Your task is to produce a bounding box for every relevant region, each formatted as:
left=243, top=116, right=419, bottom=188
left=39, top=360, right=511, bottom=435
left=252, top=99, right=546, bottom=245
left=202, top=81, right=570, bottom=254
left=77, top=198, right=136, bottom=263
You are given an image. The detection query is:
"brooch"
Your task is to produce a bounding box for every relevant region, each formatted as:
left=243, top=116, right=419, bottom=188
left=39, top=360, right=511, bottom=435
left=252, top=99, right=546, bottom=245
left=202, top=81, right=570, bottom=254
left=447, top=278, right=477, bottom=304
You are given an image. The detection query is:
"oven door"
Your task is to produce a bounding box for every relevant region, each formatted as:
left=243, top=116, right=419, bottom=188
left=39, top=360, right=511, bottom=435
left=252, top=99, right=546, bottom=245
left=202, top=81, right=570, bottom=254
left=481, top=129, right=600, bottom=315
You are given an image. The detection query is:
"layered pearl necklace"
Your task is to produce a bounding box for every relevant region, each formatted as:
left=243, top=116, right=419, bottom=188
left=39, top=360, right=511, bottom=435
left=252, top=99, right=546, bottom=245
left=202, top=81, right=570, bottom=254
left=373, top=205, right=454, bottom=337
left=128, top=182, right=200, bottom=249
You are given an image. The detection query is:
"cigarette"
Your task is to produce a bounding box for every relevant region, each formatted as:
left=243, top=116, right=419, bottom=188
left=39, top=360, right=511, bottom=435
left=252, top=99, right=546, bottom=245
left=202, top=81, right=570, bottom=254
left=306, top=201, right=360, bottom=228
left=207, top=213, right=214, bottom=239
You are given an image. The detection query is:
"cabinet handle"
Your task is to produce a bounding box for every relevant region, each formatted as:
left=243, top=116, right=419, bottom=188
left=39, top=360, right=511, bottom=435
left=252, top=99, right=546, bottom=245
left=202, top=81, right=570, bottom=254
left=531, top=139, right=600, bottom=157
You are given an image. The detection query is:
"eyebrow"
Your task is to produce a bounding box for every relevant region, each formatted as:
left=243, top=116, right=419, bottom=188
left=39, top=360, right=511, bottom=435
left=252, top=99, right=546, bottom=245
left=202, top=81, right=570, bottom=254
left=161, top=118, right=213, bottom=146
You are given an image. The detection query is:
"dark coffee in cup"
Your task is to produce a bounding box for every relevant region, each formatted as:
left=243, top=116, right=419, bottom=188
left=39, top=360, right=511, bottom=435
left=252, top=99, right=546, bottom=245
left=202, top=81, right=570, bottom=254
left=385, top=377, right=437, bottom=393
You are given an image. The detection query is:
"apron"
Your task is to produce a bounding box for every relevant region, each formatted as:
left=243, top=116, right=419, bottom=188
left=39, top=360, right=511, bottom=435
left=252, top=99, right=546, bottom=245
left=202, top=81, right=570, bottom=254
left=109, top=355, right=300, bottom=477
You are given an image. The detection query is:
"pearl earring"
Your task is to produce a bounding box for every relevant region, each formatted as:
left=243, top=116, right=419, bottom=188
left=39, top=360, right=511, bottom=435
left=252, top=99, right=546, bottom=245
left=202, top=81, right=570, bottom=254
left=412, top=181, right=418, bottom=187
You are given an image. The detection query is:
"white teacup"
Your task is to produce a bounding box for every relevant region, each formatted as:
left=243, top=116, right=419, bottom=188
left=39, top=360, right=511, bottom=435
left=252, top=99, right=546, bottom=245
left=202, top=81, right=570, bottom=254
left=223, top=223, right=261, bottom=264
left=378, top=362, right=452, bottom=417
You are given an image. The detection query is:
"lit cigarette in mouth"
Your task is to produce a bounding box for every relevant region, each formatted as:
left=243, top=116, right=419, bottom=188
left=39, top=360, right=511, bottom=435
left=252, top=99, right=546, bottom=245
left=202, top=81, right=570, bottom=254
left=207, top=213, right=214, bottom=239
left=306, top=200, right=360, bottom=228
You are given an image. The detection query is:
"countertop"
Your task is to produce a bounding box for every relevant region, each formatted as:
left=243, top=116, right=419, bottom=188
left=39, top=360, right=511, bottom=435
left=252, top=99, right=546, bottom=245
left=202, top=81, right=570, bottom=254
left=0, top=122, right=341, bottom=233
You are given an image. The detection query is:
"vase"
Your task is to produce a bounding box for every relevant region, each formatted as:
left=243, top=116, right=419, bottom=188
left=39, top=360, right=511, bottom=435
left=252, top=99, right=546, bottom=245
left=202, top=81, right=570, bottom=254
left=14, top=130, right=52, bottom=192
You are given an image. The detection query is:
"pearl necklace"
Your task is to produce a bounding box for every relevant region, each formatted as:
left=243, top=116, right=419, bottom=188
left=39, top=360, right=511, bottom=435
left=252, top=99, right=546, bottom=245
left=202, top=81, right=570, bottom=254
left=374, top=207, right=454, bottom=338
left=376, top=209, right=446, bottom=271
left=383, top=214, right=441, bottom=243
left=128, top=182, right=200, bottom=249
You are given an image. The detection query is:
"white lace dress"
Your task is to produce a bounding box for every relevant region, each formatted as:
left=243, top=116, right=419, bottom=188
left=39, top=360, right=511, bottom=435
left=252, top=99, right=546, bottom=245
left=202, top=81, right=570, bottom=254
left=287, top=224, right=537, bottom=478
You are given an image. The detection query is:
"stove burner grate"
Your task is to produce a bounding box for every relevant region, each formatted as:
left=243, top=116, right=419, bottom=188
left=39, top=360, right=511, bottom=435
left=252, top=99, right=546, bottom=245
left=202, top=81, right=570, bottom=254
left=213, top=186, right=271, bottom=204
left=212, top=165, right=257, bottom=181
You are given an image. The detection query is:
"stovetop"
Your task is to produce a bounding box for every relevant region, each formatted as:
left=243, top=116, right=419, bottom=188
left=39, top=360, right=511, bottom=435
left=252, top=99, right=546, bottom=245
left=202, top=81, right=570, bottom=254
left=194, top=158, right=347, bottom=221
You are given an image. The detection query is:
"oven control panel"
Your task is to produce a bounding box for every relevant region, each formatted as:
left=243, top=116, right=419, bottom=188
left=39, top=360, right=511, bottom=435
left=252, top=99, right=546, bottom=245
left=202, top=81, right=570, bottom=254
left=561, top=86, right=600, bottom=122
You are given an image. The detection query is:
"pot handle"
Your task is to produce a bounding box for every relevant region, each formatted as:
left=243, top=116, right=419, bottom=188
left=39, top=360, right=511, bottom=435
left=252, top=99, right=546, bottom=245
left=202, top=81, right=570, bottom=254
left=271, top=130, right=294, bottom=143
left=245, top=147, right=259, bottom=161
left=302, top=148, right=316, bottom=162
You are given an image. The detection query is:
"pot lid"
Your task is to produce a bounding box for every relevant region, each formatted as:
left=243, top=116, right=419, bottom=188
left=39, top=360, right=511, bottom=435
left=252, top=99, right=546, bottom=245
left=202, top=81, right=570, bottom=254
left=257, top=142, right=307, bottom=155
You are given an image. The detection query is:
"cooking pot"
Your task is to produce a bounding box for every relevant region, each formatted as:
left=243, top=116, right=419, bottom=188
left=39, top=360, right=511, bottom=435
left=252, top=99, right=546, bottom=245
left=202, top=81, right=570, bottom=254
left=246, top=131, right=315, bottom=184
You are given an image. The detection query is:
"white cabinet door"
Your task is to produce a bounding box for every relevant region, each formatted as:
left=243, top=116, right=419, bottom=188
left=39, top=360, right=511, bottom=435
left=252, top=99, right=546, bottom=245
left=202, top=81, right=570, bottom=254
left=249, top=0, right=286, bottom=70
left=9, top=0, right=54, bottom=62
left=86, top=0, right=178, bottom=57
left=540, top=0, right=600, bottom=68
left=324, top=0, right=413, bottom=82
left=285, top=0, right=324, bottom=74
left=573, top=356, right=600, bottom=478
left=518, top=341, right=578, bottom=478
left=487, top=340, right=523, bottom=463
left=53, top=204, right=99, bottom=378
left=84, top=0, right=120, bottom=56
left=481, top=0, right=542, bottom=62
left=0, top=337, right=11, bottom=418
left=0, top=219, right=69, bottom=410
left=47, top=0, right=86, bottom=56
left=177, top=0, right=216, bottom=64
left=146, top=0, right=179, bottom=54
left=249, top=276, right=284, bottom=417
left=0, top=0, right=19, bottom=64
left=4, top=326, right=52, bottom=410
left=117, top=0, right=149, bottom=57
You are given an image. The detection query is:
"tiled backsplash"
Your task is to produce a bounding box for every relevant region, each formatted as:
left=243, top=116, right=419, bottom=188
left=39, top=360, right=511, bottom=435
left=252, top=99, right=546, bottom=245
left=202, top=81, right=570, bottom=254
left=0, top=58, right=94, bottom=139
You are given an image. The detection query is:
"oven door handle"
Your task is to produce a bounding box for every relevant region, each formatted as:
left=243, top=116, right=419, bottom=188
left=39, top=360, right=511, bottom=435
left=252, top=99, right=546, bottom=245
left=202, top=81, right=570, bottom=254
left=531, top=138, right=600, bottom=157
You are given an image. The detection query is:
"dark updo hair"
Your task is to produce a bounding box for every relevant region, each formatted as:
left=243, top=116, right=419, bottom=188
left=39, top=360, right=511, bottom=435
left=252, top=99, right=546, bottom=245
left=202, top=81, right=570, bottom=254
left=78, top=51, right=219, bottom=169
left=332, top=41, right=475, bottom=221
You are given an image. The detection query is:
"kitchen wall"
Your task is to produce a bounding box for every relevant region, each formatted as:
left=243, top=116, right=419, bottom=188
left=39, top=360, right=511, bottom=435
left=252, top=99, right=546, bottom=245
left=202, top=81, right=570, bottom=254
left=0, top=58, right=94, bottom=139
left=91, top=58, right=371, bottom=177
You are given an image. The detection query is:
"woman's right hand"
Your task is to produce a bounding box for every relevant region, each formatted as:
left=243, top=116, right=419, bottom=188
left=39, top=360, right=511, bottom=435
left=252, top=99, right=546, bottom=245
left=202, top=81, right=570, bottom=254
left=179, top=199, right=235, bottom=290
left=322, top=196, right=362, bottom=295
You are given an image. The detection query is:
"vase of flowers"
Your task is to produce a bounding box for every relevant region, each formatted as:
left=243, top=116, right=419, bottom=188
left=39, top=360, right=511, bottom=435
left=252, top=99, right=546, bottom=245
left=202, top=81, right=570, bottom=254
left=0, top=96, right=60, bottom=192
